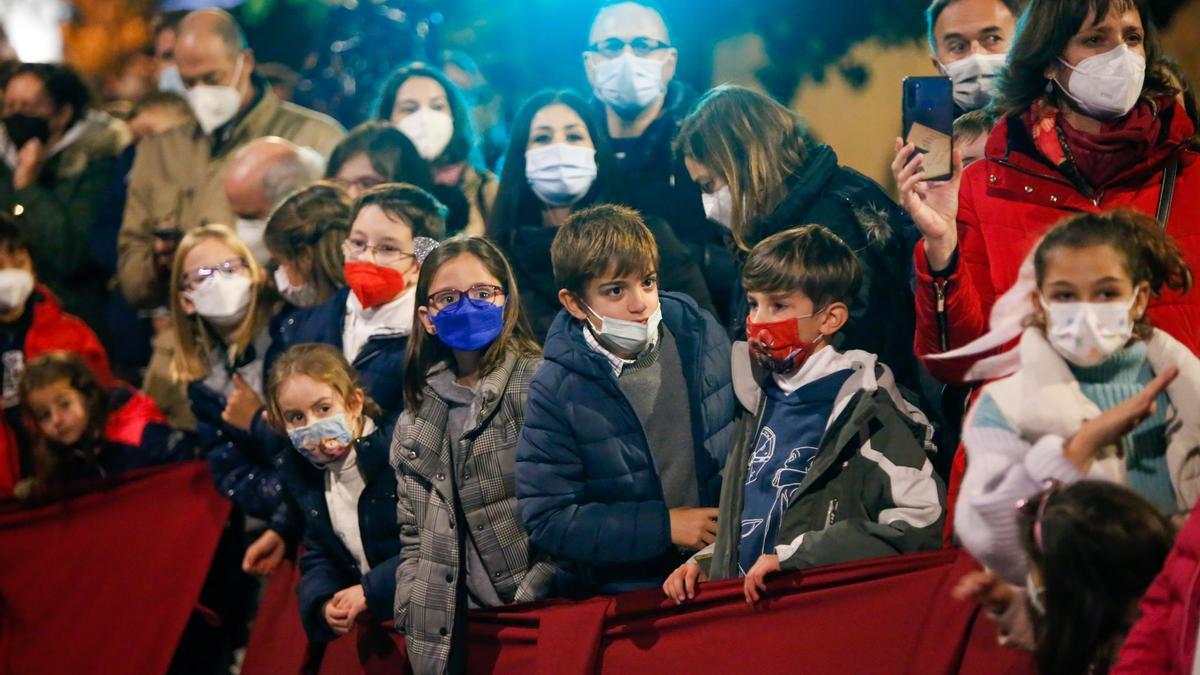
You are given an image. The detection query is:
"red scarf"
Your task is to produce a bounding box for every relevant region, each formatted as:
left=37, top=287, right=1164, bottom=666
left=1025, top=97, right=1165, bottom=192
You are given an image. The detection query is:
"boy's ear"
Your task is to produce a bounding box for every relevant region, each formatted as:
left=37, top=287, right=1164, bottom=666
left=818, top=302, right=850, bottom=337
left=557, top=288, right=590, bottom=322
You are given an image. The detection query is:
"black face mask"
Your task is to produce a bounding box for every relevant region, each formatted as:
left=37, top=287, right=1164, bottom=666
left=3, top=114, right=51, bottom=149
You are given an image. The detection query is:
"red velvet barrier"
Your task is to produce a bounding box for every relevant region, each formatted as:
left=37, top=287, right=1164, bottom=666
left=246, top=548, right=1035, bottom=675
left=0, top=462, right=231, bottom=675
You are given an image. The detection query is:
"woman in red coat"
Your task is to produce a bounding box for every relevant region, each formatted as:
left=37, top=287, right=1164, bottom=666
left=897, top=0, right=1198, bottom=378
left=893, top=0, right=1200, bottom=528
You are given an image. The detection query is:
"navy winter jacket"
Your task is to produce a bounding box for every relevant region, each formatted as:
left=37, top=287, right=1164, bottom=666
left=276, top=424, right=402, bottom=643
left=515, top=292, right=735, bottom=595
left=281, top=287, right=408, bottom=428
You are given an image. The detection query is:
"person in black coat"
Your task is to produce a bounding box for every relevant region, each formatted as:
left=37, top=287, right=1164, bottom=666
left=675, top=85, right=923, bottom=396
left=267, top=343, right=401, bottom=642
left=488, top=88, right=715, bottom=342
left=583, top=1, right=737, bottom=323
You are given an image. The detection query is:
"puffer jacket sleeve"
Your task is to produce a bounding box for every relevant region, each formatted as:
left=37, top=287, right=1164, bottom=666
left=515, top=372, right=672, bottom=565
left=913, top=166, right=994, bottom=385
left=296, top=519, right=349, bottom=643
left=200, top=388, right=290, bottom=522
left=1112, top=508, right=1200, bottom=674
left=777, top=389, right=946, bottom=571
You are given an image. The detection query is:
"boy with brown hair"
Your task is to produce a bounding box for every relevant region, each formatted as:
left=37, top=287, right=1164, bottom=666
left=515, top=204, right=735, bottom=596
left=663, top=224, right=945, bottom=604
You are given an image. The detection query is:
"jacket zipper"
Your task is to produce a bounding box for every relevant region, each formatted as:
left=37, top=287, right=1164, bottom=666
left=934, top=279, right=949, bottom=352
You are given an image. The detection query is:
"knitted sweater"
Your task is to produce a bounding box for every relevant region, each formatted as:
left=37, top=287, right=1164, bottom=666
left=956, top=328, right=1200, bottom=583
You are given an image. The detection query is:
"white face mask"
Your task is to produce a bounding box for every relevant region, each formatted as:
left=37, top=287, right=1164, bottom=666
left=942, top=52, right=1007, bottom=111
left=1041, top=294, right=1138, bottom=367
left=0, top=268, right=34, bottom=313
left=158, top=64, right=186, bottom=95
left=395, top=108, right=455, bottom=162
left=702, top=186, right=733, bottom=230
left=1056, top=44, right=1146, bottom=120
left=186, top=273, right=254, bottom=329
left=235, top=218, right=271, bottom=268
left=525, top=143, right=598, bottom=207
left=592, top=53, right=667, bottom=116
left=273, top=265, right=319, bottom=308
left=584, top=302, right=662, bottom=356
left=187, top=55, right=245, bottom=135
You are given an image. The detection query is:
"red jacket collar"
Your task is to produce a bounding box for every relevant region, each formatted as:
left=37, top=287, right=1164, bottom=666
left=28, top=284, right=64, bottom=327
left=985, top=97, right=1195, bottom=189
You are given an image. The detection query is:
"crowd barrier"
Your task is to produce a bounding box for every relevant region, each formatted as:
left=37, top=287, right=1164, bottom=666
left=0, top=463, right=231, bottom=675
left=0, top=464, right=1035, bottom=675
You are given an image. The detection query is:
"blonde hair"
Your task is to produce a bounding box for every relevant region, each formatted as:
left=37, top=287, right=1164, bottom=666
left=169, top=224, right=276, bottom=383
left=675, top=85, right=808, bottom=251
left=266, top=343, right=381, bottom=434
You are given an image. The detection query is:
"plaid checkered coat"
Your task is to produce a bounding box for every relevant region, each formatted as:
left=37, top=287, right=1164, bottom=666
left=391, top=351, right=555, bottom=675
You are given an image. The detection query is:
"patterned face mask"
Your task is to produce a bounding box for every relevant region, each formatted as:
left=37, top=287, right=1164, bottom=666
left=1040, top=295, right=1137, bottom=367
left=287, top=413, right=354, bottom=466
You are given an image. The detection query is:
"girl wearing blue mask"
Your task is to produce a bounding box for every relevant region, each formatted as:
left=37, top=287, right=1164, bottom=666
left=267, top=342, right=401, bottom=642
left=391, top=237, right=555, bottom=675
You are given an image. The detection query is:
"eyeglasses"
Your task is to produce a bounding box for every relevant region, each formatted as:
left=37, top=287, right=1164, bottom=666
left=588, top=37, right=671, bottom=59
left=184, top=257, right=249, bottom=289
left=342, top=237, right=417, bottom=266
left=427, top=284, right=505, bottom=312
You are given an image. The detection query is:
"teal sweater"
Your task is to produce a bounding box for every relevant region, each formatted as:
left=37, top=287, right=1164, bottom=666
left=1069, top=342, right=1175, bottom=513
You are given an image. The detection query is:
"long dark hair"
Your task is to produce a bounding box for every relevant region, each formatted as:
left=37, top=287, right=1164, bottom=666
left=326, top=121, right=435, bottom=193
left=8, top=63, right=91, bottom=127
left=373, top=62, right=481, bottom=170
left=993, top=0, right=1179, bottom=118
left=403, top=238, right=540, bottom=410
left=487, top=88, right=628, bottom=247
left=20, top=352, right=109, bottom=468
left=1017, top=481, right=1173, bottom=675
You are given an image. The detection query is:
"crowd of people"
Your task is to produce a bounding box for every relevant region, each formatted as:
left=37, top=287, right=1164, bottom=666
left=2, top=0, right=1200, bottom=673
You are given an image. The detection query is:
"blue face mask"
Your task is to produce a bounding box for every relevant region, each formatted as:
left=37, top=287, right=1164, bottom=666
left=287, top=414, right=355, bottom=466
left=430, top=296, right=505, bottom=351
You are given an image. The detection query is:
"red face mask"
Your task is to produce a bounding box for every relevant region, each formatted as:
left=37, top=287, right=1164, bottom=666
left=745, top=315, right=824, bottom=374
left=344, top=262, right=408, bottom=309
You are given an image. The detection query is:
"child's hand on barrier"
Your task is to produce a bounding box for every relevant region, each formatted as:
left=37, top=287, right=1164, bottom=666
left=663, top=561, right=708, bottom=604
left=743, top=554, right=781, bottom=604
left=951, top=569, right=1016, bottom=615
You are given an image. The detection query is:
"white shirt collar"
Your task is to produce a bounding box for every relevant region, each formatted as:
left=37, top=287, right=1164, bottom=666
left=342, top=288, right=415, bottom=363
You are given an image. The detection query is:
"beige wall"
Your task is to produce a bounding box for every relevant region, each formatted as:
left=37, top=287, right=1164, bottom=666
left=710, top=0, right=1200, bottom=190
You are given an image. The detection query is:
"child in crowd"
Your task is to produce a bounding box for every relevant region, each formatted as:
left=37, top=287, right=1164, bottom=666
left=393, top=237, right=554, bottom=674
left=286, top=183, right=445, bottom=427
left=266, top=343, right=400, bottom=642
left=12, top=352, right=191, bottom=499
left=516, top=204, right=734, bottom=597
left=264, top=181, right=352, bottom=312
left=162, top=225, right=296, bottom=564
left=952, top=109, right=995, bottom=168
left=954, top=210, right=1200, bottom=584
left=955, top=481, right=1173, bottom=675
left=0, top=214, right=111, bottom=497
left=663, top=225, right=945, bottom=604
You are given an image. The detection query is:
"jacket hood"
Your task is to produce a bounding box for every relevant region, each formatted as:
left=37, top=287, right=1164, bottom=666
left=731, top=342, right=933, bottom=443
left=542, top=291, right=706, bottom=380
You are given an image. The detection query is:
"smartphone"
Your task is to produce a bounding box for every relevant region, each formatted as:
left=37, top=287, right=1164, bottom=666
left=902, top=76, right=954, bottom=182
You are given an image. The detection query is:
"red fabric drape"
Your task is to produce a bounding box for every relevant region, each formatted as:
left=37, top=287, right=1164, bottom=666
left=0, top=463, right=230, bottom=675
left=245, top=548, right=1035, bottom=675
